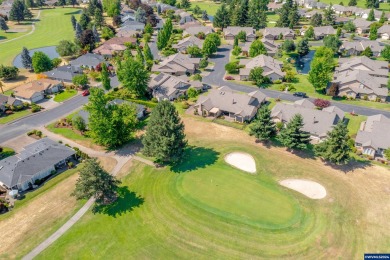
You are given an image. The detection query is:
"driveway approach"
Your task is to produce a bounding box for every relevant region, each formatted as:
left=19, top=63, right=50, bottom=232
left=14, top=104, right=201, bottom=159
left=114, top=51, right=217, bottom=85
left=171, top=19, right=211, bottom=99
left=203, top=46, right=390, bottom=118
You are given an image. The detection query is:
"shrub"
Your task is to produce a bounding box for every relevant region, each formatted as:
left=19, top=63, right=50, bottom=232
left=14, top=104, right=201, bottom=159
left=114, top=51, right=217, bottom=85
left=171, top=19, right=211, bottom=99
left=187, top=87, right=201, bottom=98
left=199, top=59, right=208, bottom=69
left=314, top=98, right=331, bottom=108
left=192, top=74, right=202, bottom=81
left=31, top=104, right=41, bottom=113
left=151, top=97, right=158, bottom=103
left=181, top=101, right=189, bottom=109
left=68, top=161, right=74, bottom=168
left=225, top=62, right=239, bottom=74
left=274, top=79, right=282, bottom=84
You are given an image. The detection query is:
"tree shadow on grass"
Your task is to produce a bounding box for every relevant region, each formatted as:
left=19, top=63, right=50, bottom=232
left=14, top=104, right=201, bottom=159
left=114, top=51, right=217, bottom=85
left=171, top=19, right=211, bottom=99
left=64, top=10, right=82, bottom=15
left=322, top=158, right=371, bottom=174
left=93, top=186, right=144, bottom=217
left=170, top=146, right=220, bottom=173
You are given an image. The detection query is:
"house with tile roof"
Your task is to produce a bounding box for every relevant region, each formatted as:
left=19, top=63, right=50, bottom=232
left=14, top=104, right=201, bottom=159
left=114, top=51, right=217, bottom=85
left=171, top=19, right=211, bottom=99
left=355, top=114, right=390, bottom=158
left=194, top=86, right=267, bottom=122
left=239, top=54, right=285, bottom=81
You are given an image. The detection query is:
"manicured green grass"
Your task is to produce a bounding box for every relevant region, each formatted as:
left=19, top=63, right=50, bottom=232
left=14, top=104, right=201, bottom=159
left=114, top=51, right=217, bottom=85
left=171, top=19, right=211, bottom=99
left=321, top=0, right=390, bottom=9
left=0, top=147, right=15, bottom=159
left=0, top=30, right=30, bottom=42
left=0, top=109, right=32, bottom=124
left=0, top=8, right=81, bottom=65
left=53, top=90, right=78, bottom=102
left=46, top=122, right=90, bottom=142
left=190, top=1, right=221, bottom=16
left=36, top=136, right=374, bottom=259
left=345, top=113, right=367, bottom=138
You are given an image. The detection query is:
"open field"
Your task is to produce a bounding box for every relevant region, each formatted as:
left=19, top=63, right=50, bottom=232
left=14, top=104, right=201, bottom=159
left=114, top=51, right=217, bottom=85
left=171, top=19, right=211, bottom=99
left=0, top=7, right=81, bottom=65
left=0, top=166, right=84, bottom=259
left=37, top=117, right=390, bottom=259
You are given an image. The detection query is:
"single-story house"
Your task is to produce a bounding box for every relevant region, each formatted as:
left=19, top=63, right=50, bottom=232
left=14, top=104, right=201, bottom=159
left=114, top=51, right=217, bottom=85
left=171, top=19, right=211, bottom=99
left=0, top=94, right=23, bottom=112
left=239, top=54, right=285, bottom=81
left=44, top=66, right=82, bottom=83
left=261, top=39, right=281, bottom=56
left=194, top=86, right=267, bottom=122
left=339, top=40, right=384, bottom=57
left=151, top=53, right=200, bottom=76
left=361, top=9, right=389, bottom=21
left=224, top=26, right=256, bottom=41
left=93, top=37, right=137, bottom=57
left=13, top=79, right=63, bottom=103
left=263, top=27, right=295, bottom=40
left=178, top=11, right=196, bottom=25
left=148, top=73, right=197, bottom=101
left=172, top=36, right=204, bottom=52
left=120, top=20, right=145, bottom=32
left=335, top=16, right=352, bottom=25
left=378, top=24, right=390, bottom=40
left=353, top=18, right=373, bottom=34
left=336, top=56, right=389, bottom=78
left=267, top=2, right=283, bottom=11
left=0, top=138, right=75, bottom=191
left=271, top=99, right=345, bottom=141
left=70, top=53, right=106, bottom=70
left=304, top=10, right=323, bottom=19
left=301, top=26, right=337, bottom=40
left=183, top=26, right=213, bottom=37
left=355, top=114, right=390, bottom=158
left=180, top=20, right=202, bottom=30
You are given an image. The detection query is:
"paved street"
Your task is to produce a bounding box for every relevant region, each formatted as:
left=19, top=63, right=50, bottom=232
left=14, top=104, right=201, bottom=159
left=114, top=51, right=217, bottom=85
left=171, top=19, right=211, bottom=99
left=203, top=46, right=390, bottom=118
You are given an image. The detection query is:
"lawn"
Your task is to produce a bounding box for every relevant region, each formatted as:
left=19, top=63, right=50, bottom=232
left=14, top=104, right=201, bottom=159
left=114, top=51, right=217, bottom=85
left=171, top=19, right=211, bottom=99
left=0, top=109, right=32, bottom=124
left=53, top=89, right=78, bottom=102
left=36, top=117, right=390, bottom=259
left=0, top=165, right=85, bottom=259
left=190, top=0, right=221, bottom=16
left=0, top=8, right=81, bottom=65
left=345, top=113, right=367, bottom=138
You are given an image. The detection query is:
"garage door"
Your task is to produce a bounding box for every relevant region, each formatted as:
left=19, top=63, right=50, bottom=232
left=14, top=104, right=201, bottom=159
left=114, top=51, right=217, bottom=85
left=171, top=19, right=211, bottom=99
left=31, top=93, right=44, bottom=103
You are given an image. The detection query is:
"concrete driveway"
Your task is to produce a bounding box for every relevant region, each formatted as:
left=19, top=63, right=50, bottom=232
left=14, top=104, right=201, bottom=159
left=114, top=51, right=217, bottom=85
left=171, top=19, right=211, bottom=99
left=1, top=135, right=37, bottom=152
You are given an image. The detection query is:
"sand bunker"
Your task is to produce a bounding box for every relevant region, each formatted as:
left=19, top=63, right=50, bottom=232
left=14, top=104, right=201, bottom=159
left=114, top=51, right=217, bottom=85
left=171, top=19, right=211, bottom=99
left=224, top=152, right=256, bottom=173
left=279, top=179, right=327, bottom=199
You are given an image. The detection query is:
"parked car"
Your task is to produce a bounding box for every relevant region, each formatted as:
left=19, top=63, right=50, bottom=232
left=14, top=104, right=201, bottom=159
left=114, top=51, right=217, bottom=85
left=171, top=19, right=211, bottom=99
left=293, top=92, right=307, bottom=98
left=82, top=90, right=90, bottom=96
left=225, top=76, right=234, bottom=80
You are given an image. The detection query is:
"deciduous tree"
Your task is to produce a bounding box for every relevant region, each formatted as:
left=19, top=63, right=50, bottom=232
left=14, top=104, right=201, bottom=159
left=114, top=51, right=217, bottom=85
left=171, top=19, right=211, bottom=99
left=135, top=6, right=146, bottom=23
left=56, top=40, right=79, bottom=57
left=142, top=101, right=187, bottom=164
left=117, top=57, right=149, bottom=97
left=32, top=51, right=53, bottom=73
left=249, top=67, right=269, bottom=86
left=249, top=40, right=267, bottom=57
left=308, top=57, right=332, bottom=92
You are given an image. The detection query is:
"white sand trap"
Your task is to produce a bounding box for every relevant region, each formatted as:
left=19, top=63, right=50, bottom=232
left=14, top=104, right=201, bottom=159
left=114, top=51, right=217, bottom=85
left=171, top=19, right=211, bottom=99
left=224, top=152, right=256, bottom=173
left=280, top=179, right=327, bottom=199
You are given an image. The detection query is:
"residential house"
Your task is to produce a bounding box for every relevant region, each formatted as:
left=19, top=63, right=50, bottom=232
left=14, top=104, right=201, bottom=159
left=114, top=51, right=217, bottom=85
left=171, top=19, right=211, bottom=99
left=224, top=27, right=256, bottom=41
left=44, top=65, right=82, bottom=83
left=361, top=9, right=389, bottom=21
left=339, top=40, right=384, bottom=57
left=151, top=53, right=200, bottom=75
left=194, top=86, right=267, bottom=122
left=267, top=2, right=283, bottom=11
left=271, top=99, right=345, bottom=141
left=148, top=73, right=193, bottom=101
left=176, top=11, right=196, bottom=25
left=13, top=79, right=63, bottom=103
left=313, top=26, right=337, bottom=39
left=0, top=138, right=75, bottom=191
left=304, top=10, right=323, bottom=19
left=93, top=37, right=137, bottom=57
left=263, top=27, right=295, bottom=40
left=239, top=54, right=285, bottom=81
left=70, top=53, right=106, bottom=70
left=331, top=70, right=388, bottom=102
left=353, top=18, right=373, bottom=34
left=120, top=20, right=145, bottom=32
left=336, top=56, right=389, bottom=78
left=183, top=26, right=213, bottom=37
left=173, top=36, right=204, bottom=52
left=355, top=114, right=390, bottom=158
left=116, top=29, right=139, bottom=38
left=261, top=39, right=281, bottom=56
left=0, top=94, right=23, bottom=112
left=180, top=20, right=202, bottom=30
left=378, top=24, right=390, bottom=39
left=335, top=16, right=352, bottom=25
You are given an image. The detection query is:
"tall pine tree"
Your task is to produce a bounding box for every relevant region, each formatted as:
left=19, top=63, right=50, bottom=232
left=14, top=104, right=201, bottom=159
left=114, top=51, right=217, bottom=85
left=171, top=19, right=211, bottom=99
left=101, top=63, right=110, bottom=90
left=21, top=47, right=32, bottom=70
left=142, top=101, right=187, bottom=164
left=314, top=121, right=351, bottom=164
left=249, top=106, right=276, bottom=141
left=232, top=0, right=249, bottom=26
left=71, top=15, right=77, bottom=30
left=278, top=114, right=310, bottom=150
left=248, top=0, right=268, bottom=30
left=9, top=0, right=25, bottom=24
left=213, top=3, right=230, bottom=28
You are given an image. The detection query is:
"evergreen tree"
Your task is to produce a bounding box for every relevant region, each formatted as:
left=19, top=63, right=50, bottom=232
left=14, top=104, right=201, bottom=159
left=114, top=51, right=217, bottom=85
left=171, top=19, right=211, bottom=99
left=23, top=8, right=33, bottom=19
left=381, top=45, right=390, bottom=61
left=304, top=26, right=315, bottom=39
left=101, top=63, right=110, bottom=90
left=9, top=0, right=25, bottom=24
left=361, top=46, right=373, bottom=57
left=193, top=5, right=201, bottom=15
left=25, top=0, right=34, bottom=8
left=249, top=40, right=267, bottom=57
left=249, top=106, right=276, bottom=141
left=232, top=0, right=249, bottom=26
left=323, top=35, right=342, bottom=52
left=0, top=17, right=8, bottom=32
left=144, top=23, right=153, bottom=34
left=79, top=12, right=91, bottom=30
left=75, top=22, right=83, bottom=41
left=67, top=0, right=77, bottom=7
left=71, top=15, right=77, bottom=30
left=143, top=43, right=153, bottom=61
left=94, top=8, right=104, bottom=28
left=135, top=6, right=146, bottom=23
left=248, top=0, right=267, bottom=29
left=367, top=8, right=375, bottom=21
left=297, top=38, right=309, bottom=57
left=92, top=25, right=100, bottom=42
left=58, top=0, right=66, bottom=7
left=32, top=51, right=53, bottom=73
left=314, top=121, right=351, bottom=165
left=117, top=57, right=149, bottom=97
left=348, top=0, right=357, bottom=5
left=202, top=10, right=209, bottom=21
left=278, top=114, right=310, bottom=150
left=142, top=101, right=187, bottom=164
left=336, top=27, right=342, bottom=37
left=366, top=0, right=379, bottom=8
left=323, top=4, right=335, bottom=25
left=180, top=0, right=191, bottom=9
left=310, top=13, right=322, bottom=26
left=379, top=11, right=387, bottom=24
left=369, top=23, right=379, bottom=40
left=35, top=0, right=44, bottom=7
left=72, top=158, right=121, bottom=204
left=276, top=0, right=298, bottom=28
left=213, top=3, right=230, bottom=28
left=21, top=47, right=32, bottom=69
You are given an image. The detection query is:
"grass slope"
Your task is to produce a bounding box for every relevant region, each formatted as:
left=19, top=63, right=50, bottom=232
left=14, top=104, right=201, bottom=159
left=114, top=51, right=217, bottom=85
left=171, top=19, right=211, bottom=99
left=0, top=8, right=81, bottom=65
